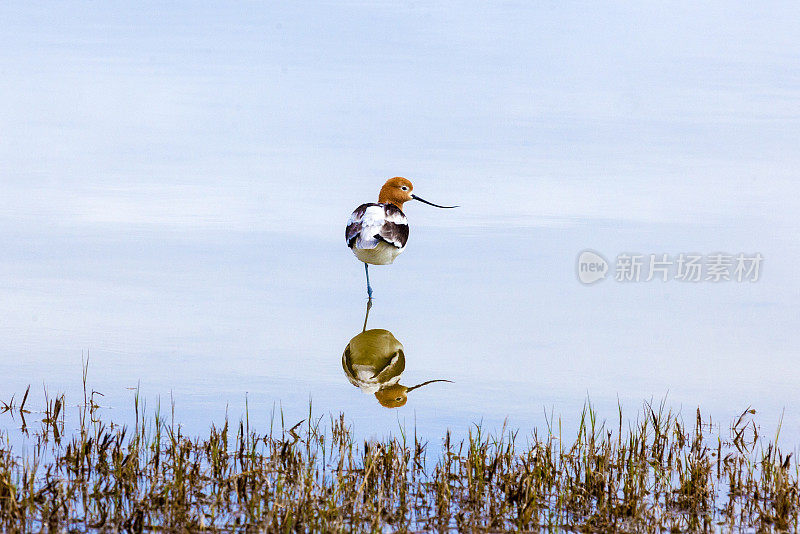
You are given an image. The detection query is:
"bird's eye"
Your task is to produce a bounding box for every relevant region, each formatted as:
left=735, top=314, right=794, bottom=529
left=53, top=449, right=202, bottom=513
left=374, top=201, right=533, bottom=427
left=401, top=186, right=409, bottom=191
left=396, top=397, right=402, bottom=401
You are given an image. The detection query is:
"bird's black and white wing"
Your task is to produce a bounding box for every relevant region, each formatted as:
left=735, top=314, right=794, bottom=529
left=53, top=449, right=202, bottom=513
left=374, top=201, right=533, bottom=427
left=346, top=203, right=373, bottom=248
left=346, top=203, right=408, bottom=250
left=376, top=204, right=408, bottom=249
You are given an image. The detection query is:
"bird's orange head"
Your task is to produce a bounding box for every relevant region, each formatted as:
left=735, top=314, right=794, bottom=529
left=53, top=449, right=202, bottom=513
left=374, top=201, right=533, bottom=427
left=378, top=177, right=414, bottom=209
left=377, top=177, right=459, bottom=211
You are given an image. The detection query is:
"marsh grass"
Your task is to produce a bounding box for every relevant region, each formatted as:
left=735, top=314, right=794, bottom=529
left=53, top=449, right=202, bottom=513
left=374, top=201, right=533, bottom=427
left=0, top=376, right=797, bottom=532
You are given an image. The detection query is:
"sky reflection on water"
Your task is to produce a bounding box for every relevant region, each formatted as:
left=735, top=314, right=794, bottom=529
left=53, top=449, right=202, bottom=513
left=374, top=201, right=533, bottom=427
left=1, top=2, right=799, bottom=445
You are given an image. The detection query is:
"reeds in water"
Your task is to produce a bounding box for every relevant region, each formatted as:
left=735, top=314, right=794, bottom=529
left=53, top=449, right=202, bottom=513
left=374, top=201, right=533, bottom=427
left=0, top=385, right=797, bottom=532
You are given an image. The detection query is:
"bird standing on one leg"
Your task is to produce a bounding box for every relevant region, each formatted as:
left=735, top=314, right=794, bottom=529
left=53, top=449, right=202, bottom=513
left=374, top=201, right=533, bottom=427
left=345, top=177, right=457, bottom=298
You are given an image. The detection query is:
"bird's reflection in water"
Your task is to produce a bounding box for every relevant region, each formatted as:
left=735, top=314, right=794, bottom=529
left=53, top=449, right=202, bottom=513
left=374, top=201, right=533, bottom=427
left=342, top=300, right=451, bottom=408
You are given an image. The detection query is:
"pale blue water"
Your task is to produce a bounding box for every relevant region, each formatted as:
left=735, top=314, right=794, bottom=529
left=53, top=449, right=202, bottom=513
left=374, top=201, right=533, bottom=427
left=1, top=2, right=799, bottom=445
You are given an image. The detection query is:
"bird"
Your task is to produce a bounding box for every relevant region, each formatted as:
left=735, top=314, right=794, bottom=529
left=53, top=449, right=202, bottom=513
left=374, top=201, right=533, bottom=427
left=346, top=177, right=457, bottom=298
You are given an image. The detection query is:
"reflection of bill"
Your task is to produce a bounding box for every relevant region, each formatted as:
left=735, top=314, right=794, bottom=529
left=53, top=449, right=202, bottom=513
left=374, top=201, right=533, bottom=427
left=576, top=250, right=609, bottom=284
left=342, top=301, right=451, bottom=408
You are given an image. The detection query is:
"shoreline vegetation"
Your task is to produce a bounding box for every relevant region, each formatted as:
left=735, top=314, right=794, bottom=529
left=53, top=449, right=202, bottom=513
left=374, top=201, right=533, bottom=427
left=0, top=379, right=798, bottom=532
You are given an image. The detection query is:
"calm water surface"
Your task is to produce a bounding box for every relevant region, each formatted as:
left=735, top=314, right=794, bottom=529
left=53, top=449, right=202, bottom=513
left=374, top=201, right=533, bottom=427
left=1, top=2, right=799, bottom=445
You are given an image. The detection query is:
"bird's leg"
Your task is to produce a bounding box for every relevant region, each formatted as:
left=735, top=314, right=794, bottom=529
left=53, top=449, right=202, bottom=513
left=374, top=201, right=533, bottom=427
left=364, top=263, right=373, bottom=299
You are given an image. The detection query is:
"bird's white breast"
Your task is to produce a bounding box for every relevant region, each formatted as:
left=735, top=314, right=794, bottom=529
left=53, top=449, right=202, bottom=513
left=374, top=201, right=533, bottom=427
left=354, top=240, right=403, bottom=265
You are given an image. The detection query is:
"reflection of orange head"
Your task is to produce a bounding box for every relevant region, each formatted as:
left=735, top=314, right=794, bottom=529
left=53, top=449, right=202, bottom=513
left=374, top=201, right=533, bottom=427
left=375, top=384, right=408, bottom=408
left=374, top=380, right=453, bottom=408
left=378, top=177, right=414, bottom=209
